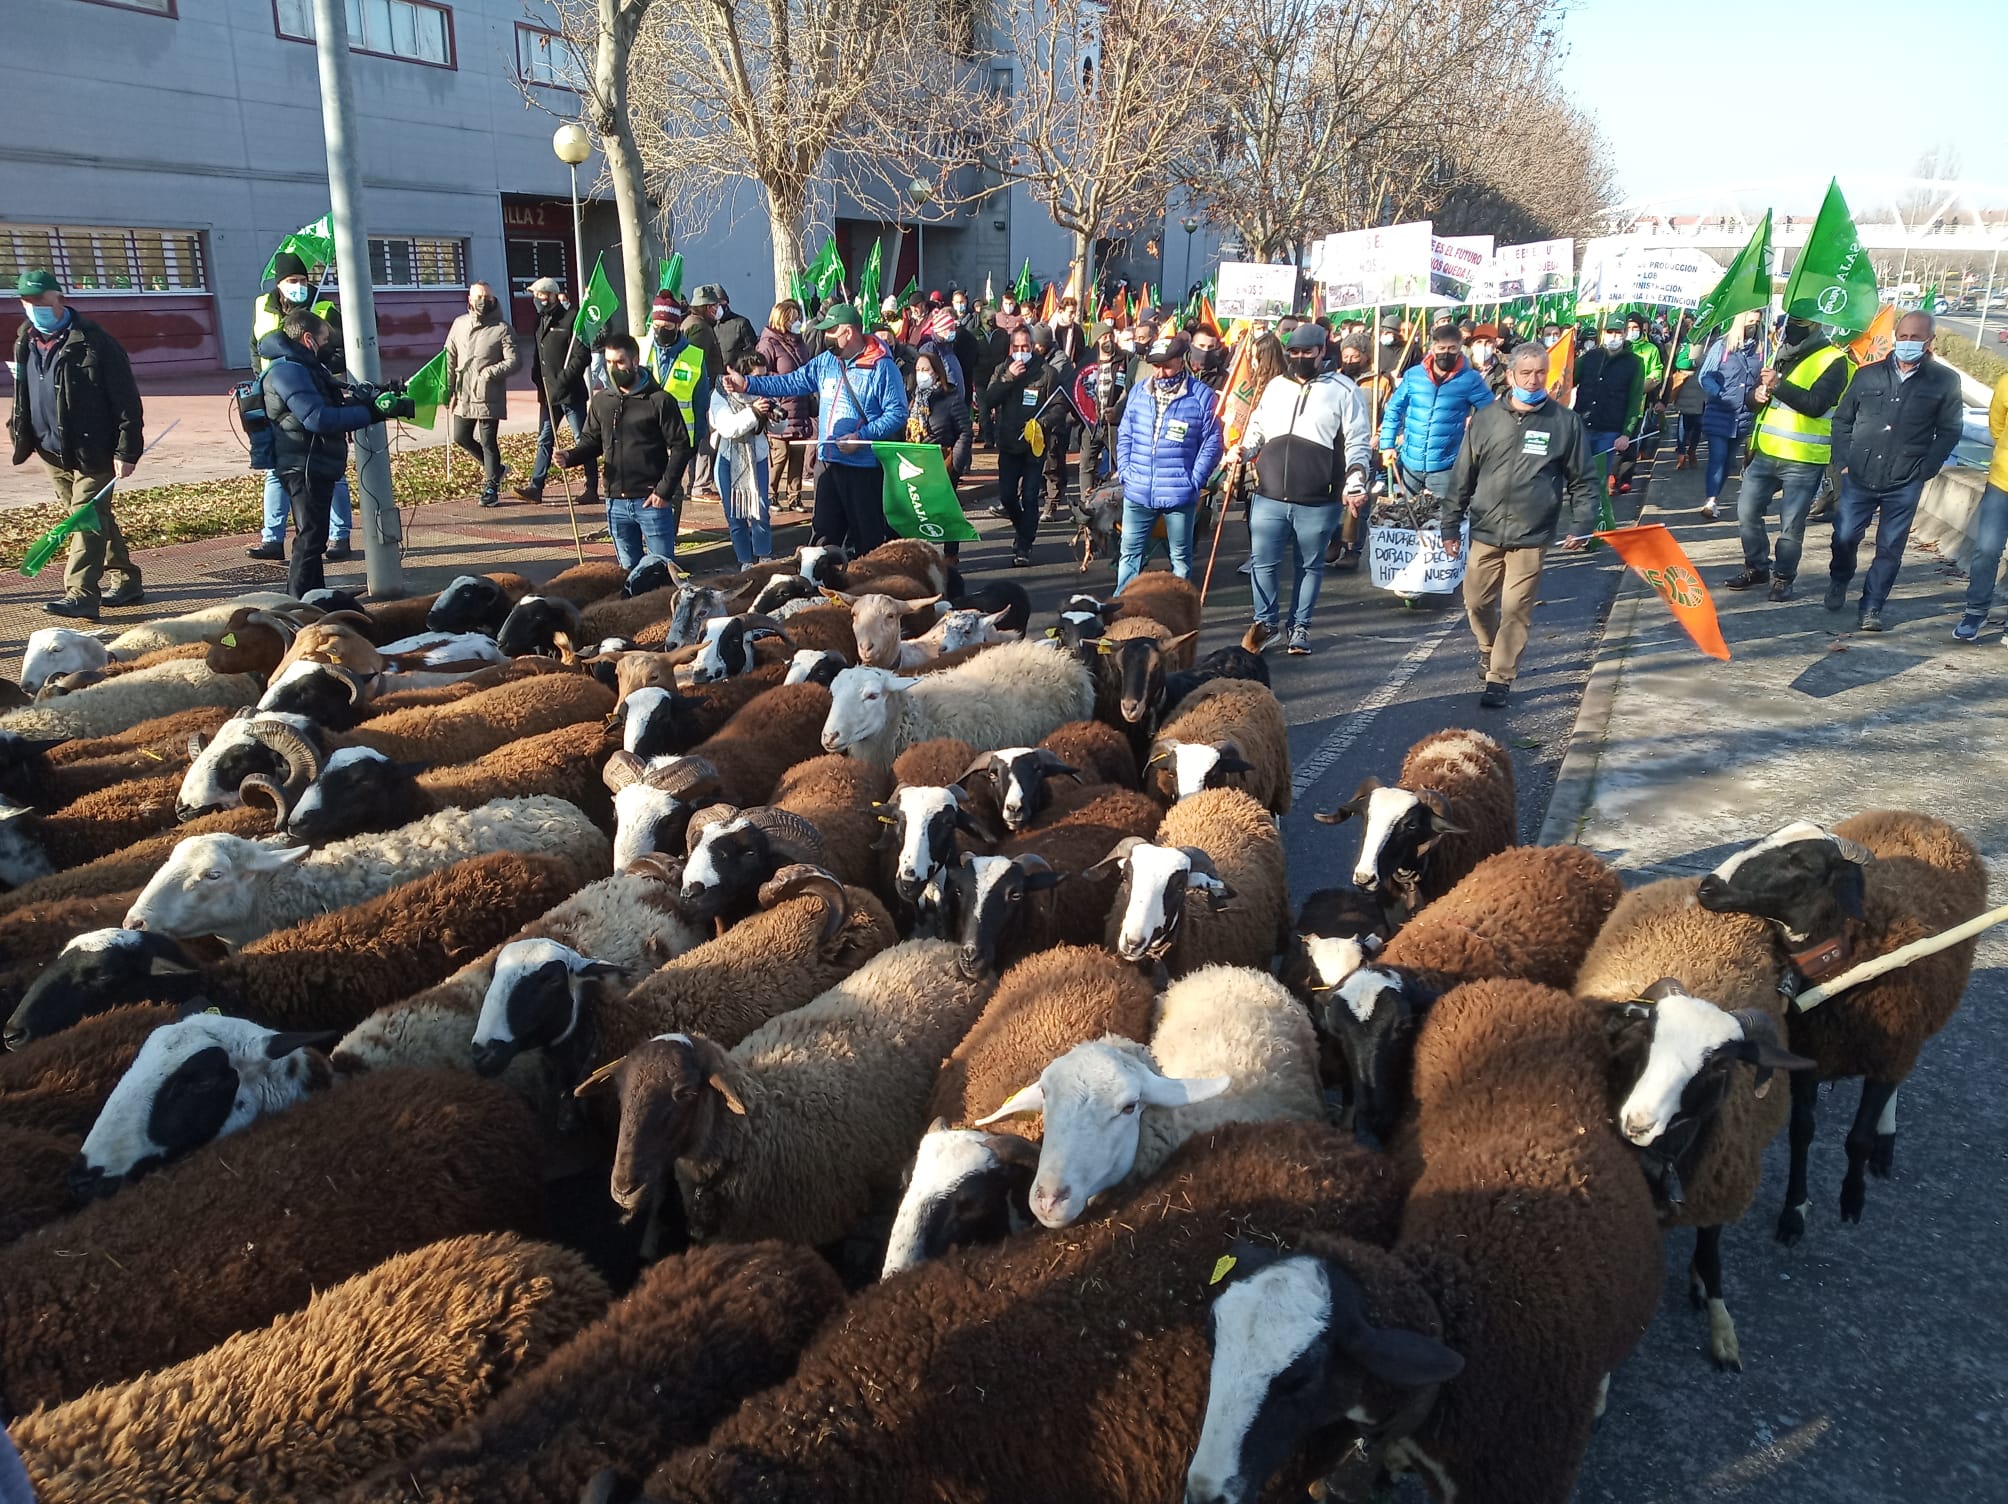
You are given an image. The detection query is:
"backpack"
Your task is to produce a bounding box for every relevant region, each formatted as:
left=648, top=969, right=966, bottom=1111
left=236, top=369, right=277, bottom=470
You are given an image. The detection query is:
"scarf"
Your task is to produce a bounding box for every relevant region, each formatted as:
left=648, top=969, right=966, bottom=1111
left=716, top=390, right=765, bottom=521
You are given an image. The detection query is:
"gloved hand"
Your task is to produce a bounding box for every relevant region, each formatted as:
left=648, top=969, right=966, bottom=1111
left=373, top=391, right=416, bottom=421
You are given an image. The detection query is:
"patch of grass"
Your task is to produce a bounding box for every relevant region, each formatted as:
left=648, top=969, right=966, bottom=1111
left=1, top=432, right=544, bottom=569
left=1937, top=331, right=2008, bottom=390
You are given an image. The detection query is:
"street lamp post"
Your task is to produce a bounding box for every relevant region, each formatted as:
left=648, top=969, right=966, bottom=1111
left=910, top=178, right=933, bottom=297
left=552, top=123, right=593, bottom=318
left=1180, top=216, right=1199, bottom=302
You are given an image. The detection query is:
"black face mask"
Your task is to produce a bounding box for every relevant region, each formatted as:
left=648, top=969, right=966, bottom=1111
left=1288, top=354, right=1321, bottom=381
left=1198, top=348, right=1225, bottom=373
left=1783, top=320, right=1814, bottom=344
left=470, top=297, right=495, bottom=317
left=1433, top=351, right=1459, bottom=373
left=610, top=366, right=636, bottom=390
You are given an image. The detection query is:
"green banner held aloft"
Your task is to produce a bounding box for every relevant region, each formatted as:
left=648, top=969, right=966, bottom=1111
left=857, top=239, right=883, bottom=315
left=1013, top=259, right=1035, bottom=306
left=870, top=442, right=977, bottom=542
left=403, top=348, right=450, bottom=430
left=1782, top=179, right=1878, bottom=333
left=262, top=213, right=334, bottom=282
left=573, top=254, right=619, bottom=345
left=1694, top=211, right=1772, bottom=334
left=805, top=239, right=847, bottom=299
left=658, top=251, right=684, bottom=298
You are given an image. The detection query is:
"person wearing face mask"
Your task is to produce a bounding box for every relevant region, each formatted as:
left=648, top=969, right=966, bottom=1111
left=1189, top=328, right=1229, bottom=393
left=981, top=325, right=1059, bottom=565
left=1050, top=298, right=1086, bottom=366
left=258, top=309, right=408, bottom=598
left=1824, top=310, right=1963, bottom=631
left=1539, top=322, right=1563, bottom=350
left=1238, top=323, right=1371, bottom=656
left=1569, top=321, right=1644, bottom=501
left=1467, top=324, right=1508, bottom=400
left=1723, top=313, right=1851, bottom=601
left=757, top=298, right=815, bottom=512
left=1074, top=320, right=1132, bottom=499
left=1114, top=334, right=1225, bottom=590
left=726, top=302, right=909, bottom=553
left=1375, top=320, right=1405, bottom=377
left=444, top=281, right=520, bottom=507
left=1124, top=319, right=1160, bottom=389
left=514, top=276, right=595, bottom=509
left=9, top=269, right=145, bottom=619
left=556, top=332, right=693, bottom=569
left=1694, top=311, right=1762, bottom=519
left=1030, top=321, right=1078, bottom=521
left=907, top=350, right=973, bottom=556
left=1442, top=342, right=1593, bottom=709
left=1377, top=323, right=1495, bottom=501
left=1609, top=315, right=1666, bottom=496
left=247, top=250, right=352, bottom=563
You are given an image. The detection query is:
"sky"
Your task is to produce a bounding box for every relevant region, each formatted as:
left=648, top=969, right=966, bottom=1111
left=1560, top=0, right=2008, bottom=205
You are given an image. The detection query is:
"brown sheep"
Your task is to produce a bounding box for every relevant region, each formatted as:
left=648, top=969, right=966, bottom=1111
left=0, top=1068, right=543, bottom=1413
left=335, top=1241, right=845, bottom=1504
left=1379, top=844, right=1622, bottom=994
left=0, top=1125, right=77, bottom=1245
left=847, top=538, right=952, bottom=595
left=1115, top=570, right=1202, bottom=664
left=1099, top=787, right=1288, bottom=977
left=767, top=752, right=892, bottom=890
left=0, top=773, right=183, bottom=884
left=581, top=584, right=681, bottom=643
left=12, top=1232, right=608, bottom=1504
left=890, top=736, right=979, bottom=789
left=539, top=558, right=632, bottom=606
left=1145, top=678, right=1292, bottom=814
left=0, top=1004, right=176, bottom=1140
left=18, top=705, right=239, bottom=810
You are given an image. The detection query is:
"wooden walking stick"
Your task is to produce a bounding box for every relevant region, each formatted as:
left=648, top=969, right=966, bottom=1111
left=551, top=450, right=586, bottom=564
left=1198, top=459, right=1240, bottom=605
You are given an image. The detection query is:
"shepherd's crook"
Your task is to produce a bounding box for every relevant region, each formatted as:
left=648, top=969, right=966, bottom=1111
left=1793, top=901, right=2008, bottom=1011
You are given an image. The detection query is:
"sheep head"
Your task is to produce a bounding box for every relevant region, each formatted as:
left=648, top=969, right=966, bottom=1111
left=679, top=806, right=826, bottom=923
left=1089, top=838, right=1234, bottom=964
left=178, top=712, right=324, bottom=822
left=6, top=928, right=204, bottom=1048
left=1315, top=781, right=1465, bottom=914
left=286, top=745, right=429, bottom=843
left=961, top=747, right=1078, bottom=831
left=878, top=784, right=989, bottom=903
left=689, top=614, right=791, bottom=684
left=1147, top=738, right=1257, bottom=804
left=946, top=852, right=1065, bottom=979
left=822, top=665, right=919, bottom=753
left=20, top=627, right=113, bottom=696
left=578, top=1032, right=746, bottom=1222
left=881, top=1123, right=1041, bottom=1278
left=1695, top=823, right=1875, bottom=976
left=605, top=751, right=718, bottom=874
left=1316, top=965, right=1438, bottom=1151
left=843, top=590, right=946, bottom=669
left=123, top=832, right=311, bottom=946
left=469, top=938, right=631, bottom=1086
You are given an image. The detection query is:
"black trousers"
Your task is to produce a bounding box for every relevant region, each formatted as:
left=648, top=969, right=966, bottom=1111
left=452, top=416, right=503, bottom=486
left=812, top=460, right=891, bottom=553
left=276, top=466, right=335, bottom=598
left=997, top=449, right=1041, bottom=552
left=1042, top=418, right=1074, bottom=508
left=1078, top=425, right=1115, bottom=502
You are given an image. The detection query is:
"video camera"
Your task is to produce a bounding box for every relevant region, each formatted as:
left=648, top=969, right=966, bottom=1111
left=347, top=377, right=416, bottom=422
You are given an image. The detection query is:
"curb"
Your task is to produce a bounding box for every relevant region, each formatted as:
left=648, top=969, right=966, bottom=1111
left=1537, top=572, right=1640, bottom=847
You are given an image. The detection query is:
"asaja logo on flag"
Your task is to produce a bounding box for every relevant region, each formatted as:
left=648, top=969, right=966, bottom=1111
left=1817, top=286, right=1846, bottom=316
left=869, top=442, right=977, bottom=543
left=1642, top=562, right=1706, bottom=609
left=897, top=455, right=924, bottom=482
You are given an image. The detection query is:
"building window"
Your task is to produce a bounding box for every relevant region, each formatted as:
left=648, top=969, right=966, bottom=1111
left=507, top=239, right=570, bottom=304
left=517, top=24, right=582, bottom=90
left=368, top=236, right=468, bottom=290
left=0, top=223, right=207, bottom=293
left=275, top=0, right=455, bottom=69
left=989, top=65, right=1014, bottom=95
left=77, top=0, right=177, bottom=16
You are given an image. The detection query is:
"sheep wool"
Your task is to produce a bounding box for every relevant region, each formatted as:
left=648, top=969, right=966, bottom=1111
left=0, top=1068, right=543, bottom=1413
left=1117, top=787, right=1288, bottom=975
left=0, top=1003, right=176, bottom=1140
left=0, top=1125, right=76, bottom=1246
left=0, top=660, right=260, bottom=744
left=1378, top=843, right=1623, bottom=993
left=12, top=1233, right=608, bottom=1504
left=1147, top=678, right=1292, bottom=814
left=0, top=805, right=269, bottom=920
left=1398, top=727, right=1517, bottom=907
left=338, top=1241, right=845, bottom=1504
left=827, top=641, right=1095, bottom=770
left=1115, top=572, right=1202, bottom=665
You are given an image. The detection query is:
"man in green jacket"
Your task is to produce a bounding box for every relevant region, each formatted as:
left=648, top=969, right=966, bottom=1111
left=1443, top=342, right=1594, bottom=709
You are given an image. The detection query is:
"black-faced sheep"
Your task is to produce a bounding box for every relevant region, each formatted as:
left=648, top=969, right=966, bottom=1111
left=582, top=938, right=994, bottom=1248
left=335, top=1241, right=845, bottom=1504
left=426, top=571, right=535, bottom=633
left=1097, top=787, right=1289, bottom=977
left=676, top=753, right=888, bottom=922
left=1145, top=678, right=1292, bottom=814
left=11, top=1231, right=607, bottom=1504
left=0, top=774, right=183, bottom=889
left=1694, top=812, right=1989, bottom=1243
left=638, top=1119, right=1409, bottom=1504
left=0, top=1068, right=543, bottom=1415
left=2, top=705, right=238, bottom=810
left=1314, top=727, right=1517, bottom=919
left=956, top=717, right=1138, bottom=833
left=819, top=641, right=1096, bottom=769
left=883, top=944, right=1158, bottom=1276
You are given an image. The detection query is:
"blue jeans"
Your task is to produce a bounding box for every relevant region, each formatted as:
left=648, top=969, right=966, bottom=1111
left=532, top=396, right=590, bottom=489
left=605, top=495, right=679, bottom=569
left=1965, top=482, right=2008, bottom=616
left=1115, top=501, right=1197, bottom=591
left=1396, top=463, right=1455, bottom=498
left=717, top=452, right=772, bottom=566
left=1702, top=429, right=1741, bottom=500
left=1830, top=474, right=1924, bottom=615
left=1248, top=496, right=1343, bottom=628
left=264, top=471, right=351, bottom=545
left=1737, top=451, right=1824, bottom=579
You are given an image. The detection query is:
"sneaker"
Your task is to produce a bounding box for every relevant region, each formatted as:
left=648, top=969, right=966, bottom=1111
left=986, top=505, right=1011, bottom=520
left=1722, top=567, right=1769, bottom=591
left=43, top=596, right=99, bottom=620
left=246, top=541, right=285, bottom=561
left=1954, top=611, right=1986, bottom=642
left=1766, top=576, right=1794, bottom=603
left=1700, top=499, right=1718, bottom=520
left=1242, top=621, right=1277, bottom=655
left=477, top=487, right=501, bottom=509
left=1010, top=553, right=1032, bottom=569
left=1286, top=624, right=1311, bottom=656
left=1823, top=578, right=1848, bottom=612
left=323, top=543, right=353, bottom=563
left=1857, top=611, right=1886, bottom=633
left=1479, top=680, right=1510, bottom=709
left=513, top=483, right=545, bottom=503
left=102, top=583, right=146, bottom=608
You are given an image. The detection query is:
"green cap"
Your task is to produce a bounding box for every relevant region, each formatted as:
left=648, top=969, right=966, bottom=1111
left=813, top=302, right=861, bottom=331
left=15, top=269, right=61, bottom=299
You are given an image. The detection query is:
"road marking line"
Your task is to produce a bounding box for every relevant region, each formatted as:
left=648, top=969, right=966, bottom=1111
left=1290, top=619, right=1459, bottom=800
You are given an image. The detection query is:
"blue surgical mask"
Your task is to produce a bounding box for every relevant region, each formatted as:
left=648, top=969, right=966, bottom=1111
left=1514, top=383, right=1548, bottom=405
left=1893, top=339, right=1925, bottom=364
left=281, top=281, right=312, bottom=305
left=25, top=304, right=63, bottom=334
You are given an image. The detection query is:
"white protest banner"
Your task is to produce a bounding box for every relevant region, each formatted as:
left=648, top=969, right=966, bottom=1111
left=1429, top=235, right=1493, bottom=301
left=1312, top=222, right=1432, bottom=306
left=1214, top=261, right=1299, bottom=320
left=1578, top=237, right=1727, bottom=311
left=1479, top=238, right=1574, bottom=300
left=1368, top=519, right=1470, bottom=596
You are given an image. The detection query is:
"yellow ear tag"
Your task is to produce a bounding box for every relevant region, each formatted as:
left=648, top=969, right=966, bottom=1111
left=1209, top=1254, right=1237, bottom=1286
left=877, top=814, right=896, bottom=824
left=220, top=633, right=237, bottom=647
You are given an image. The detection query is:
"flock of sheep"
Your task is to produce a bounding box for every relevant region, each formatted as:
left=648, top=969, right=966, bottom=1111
left=0, top=539, right=1989, bottom=1504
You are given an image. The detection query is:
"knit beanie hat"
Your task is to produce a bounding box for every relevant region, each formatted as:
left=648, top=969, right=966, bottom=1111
left=271, top=250, right=309, bottom=282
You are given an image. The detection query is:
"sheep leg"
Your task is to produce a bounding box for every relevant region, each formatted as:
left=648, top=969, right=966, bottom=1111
left=1776, top=1070, right=1820, bottom=1246
left=1869, top=1085, right=1899, bottom=1178
left=1840, top=1079, right=1899, bottom=1224
left=1687, top=1224, right=1740, bottom=1372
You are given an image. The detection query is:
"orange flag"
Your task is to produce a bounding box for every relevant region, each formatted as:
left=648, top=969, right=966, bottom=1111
left=1215, top=338, right=1259, bottom=446
left=1194, top=293, right=1224, bottom=339
left=1848, top=304, right=1895, bottom=365
left=1596, top=523, right=1730, bottom=660
left=1037, top=283, right=1057, bottom=323
left=1546, top=328, right=1575, bottom=405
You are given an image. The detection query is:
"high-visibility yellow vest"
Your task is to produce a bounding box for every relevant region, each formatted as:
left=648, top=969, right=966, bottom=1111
left=643, top=337, right=705, bottom=436
left=1752, top=344, right=1850, bottom=463
left=252, top=294, right=338, bottom=373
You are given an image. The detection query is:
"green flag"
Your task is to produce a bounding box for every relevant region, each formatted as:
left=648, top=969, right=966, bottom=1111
left=573, top=254, right=619, bottom=345
left=896, top=275, right=919, bottom=307
left=1013, top=259, right=1034, bottom=306
left=1782, top=179, right=1878, bottom=333
left=805, top=239, right=846, bottom=299
left=1694, top=212, right=1773, bottom=334
left=20, top=494, right=105, bottom=578
left=1918, top=282, right=1938, bottom=313
left=261, top=213, right=335, bottom=282
left=658, top=251, right=684, bottom=298
left=870, top=442, right=977, bottom=542
left=789, top=269, right=811, bottom=311
left=857, top=240, right=883, bottom=315
left=403, top=348, right=450, bottom=431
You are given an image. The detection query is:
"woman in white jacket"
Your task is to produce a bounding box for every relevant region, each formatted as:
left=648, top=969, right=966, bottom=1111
left=711, top=353, right=775, bottom=565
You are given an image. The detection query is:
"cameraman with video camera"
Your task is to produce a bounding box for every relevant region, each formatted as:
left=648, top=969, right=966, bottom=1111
left=256, top=308, right=411, bottom=596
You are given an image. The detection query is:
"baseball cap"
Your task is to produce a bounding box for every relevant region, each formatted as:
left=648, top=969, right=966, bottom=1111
left=1146, top=333, right=1191, bottom=366
left=1286, top=323, right=1328, bottom=351
left=15, top=269, right=61, bottom=299
left=814, top=302, right=862, bottom=331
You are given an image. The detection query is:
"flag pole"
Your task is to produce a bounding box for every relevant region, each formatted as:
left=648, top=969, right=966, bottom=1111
left=1198, top=464, right=1237, bottom=605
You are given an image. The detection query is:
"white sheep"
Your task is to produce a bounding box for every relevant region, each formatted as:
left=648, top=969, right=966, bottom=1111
left=820, top=640, right=1095, bottom=769
left=123, top=796, right=610, bottom=948
left=103, top=594, right=303, bottom=658
left=20, top=629, right=113, bottom=697
left=0, top=659, right=262, bottom=743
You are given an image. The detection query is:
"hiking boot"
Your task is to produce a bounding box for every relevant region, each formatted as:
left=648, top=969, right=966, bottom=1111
left=1242, top=621, right=1277, bottom=655
left=1286, top=624, right=1311, bottom=656
left=1479, top=680, right=1510, bottom=709
left=103, top=582, right=146, bottom=608
left=1823, top=578, right=1848, bottom=612
left=1857, top=611, right=1885, bottom=633
left=246, top=541, right=285, bottom=561
left=513, top=483, right=545, bottom=503
left=1722, top=567, right=1769, bottom=591
left=1766, top=576, right=1794, bottom=603
left=1954, top=610, right=1986, bottom=642
left=323, top=543, right=352, bottom=563
left=43, top=596, right=99, bottom=620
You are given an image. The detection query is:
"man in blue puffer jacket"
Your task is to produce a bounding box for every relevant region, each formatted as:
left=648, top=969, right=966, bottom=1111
left=1115, top=333, right=1224, bottom=590
left=1377, top=321, right=1494, bottom=497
